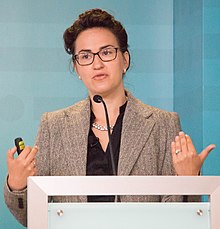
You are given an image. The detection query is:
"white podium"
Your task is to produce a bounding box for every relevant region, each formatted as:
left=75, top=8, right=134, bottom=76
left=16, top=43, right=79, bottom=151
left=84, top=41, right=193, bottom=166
left=27, top=176, right=220, bottom=229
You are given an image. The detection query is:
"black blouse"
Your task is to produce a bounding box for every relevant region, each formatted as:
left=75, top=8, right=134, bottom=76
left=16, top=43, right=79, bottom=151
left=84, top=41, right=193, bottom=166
left=86, top=102, right=127, bottom=202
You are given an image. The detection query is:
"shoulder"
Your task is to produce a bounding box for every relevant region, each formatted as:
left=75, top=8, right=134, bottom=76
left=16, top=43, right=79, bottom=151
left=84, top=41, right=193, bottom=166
left=40, top=98, right=90, bottom=124
left=126, top=91, right=181, bottom=136
left=127, top=91, right=179, bottom=122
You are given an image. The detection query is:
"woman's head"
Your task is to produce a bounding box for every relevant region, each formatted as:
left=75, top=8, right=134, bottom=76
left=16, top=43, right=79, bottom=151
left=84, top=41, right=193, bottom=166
left=63, top=9, right=130, bottom=98
left=63, top=8, right=130, bottom=70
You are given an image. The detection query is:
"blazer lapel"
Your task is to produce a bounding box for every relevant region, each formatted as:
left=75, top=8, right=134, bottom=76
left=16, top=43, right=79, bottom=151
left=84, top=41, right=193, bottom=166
left=61, top=99, right=90, bottom=176
left=118, top=95, right=155, bottom=175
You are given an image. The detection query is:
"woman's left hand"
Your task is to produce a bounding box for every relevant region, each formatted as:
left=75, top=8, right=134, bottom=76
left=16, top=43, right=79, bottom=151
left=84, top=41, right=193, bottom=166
left=172, top=132, right=216, bottom=175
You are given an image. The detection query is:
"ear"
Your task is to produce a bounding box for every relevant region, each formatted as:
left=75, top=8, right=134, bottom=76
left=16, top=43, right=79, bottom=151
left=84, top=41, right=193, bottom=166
left=122, top=51, right=130, bottom=70
left=72, top=61, right=79, bottom=75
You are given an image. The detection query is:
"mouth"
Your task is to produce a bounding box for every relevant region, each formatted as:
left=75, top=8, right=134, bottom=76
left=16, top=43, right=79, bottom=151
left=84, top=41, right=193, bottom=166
left=92, top=74, right=108, bottom=80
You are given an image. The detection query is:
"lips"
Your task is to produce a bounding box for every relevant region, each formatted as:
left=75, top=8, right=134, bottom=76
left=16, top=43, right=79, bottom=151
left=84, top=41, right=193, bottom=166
left=92, top=73, right=108, bottom=80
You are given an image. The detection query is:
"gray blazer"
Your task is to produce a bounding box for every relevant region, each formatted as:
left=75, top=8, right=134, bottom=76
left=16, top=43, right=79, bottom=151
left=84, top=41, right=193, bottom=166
left=4, top=92, right=184, bottom=226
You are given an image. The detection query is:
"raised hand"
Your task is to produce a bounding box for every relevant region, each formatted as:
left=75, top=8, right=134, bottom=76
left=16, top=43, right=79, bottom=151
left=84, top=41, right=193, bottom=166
left=172, top=132, right=216, bottom=175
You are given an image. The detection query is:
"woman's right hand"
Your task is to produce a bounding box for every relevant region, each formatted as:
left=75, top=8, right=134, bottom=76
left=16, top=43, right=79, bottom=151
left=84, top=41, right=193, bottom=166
left=7, top=145, right=38, bottom=191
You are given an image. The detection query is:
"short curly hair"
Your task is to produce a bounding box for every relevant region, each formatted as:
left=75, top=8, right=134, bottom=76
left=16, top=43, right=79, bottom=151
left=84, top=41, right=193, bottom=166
left=63, top=8, right=129, bottom=57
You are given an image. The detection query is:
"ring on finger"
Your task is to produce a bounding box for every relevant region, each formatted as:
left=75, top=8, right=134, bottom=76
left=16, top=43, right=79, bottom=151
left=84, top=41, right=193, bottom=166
left=175, top=149, right=181, bottom=155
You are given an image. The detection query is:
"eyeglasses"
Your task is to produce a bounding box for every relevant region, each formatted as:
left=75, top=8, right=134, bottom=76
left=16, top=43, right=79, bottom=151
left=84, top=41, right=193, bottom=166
left=73, top=46, right=119, bottom=66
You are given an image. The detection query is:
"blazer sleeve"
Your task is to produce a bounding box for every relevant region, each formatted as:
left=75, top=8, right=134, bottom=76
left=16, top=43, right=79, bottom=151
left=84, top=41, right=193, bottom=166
left=3, top=179, right=27, bottom=227
left=3, top=112, right=51, bottom=227
left=160, top=112, right=183, bottom=202
left=160, top=111, right=181, bottom=176
left=160, top=112, right=200, bottom=202
left=35, top=112, right=51, bottom=176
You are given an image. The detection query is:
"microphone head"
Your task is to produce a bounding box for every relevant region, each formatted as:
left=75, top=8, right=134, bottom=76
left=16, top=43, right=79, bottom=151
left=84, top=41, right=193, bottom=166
left=93, top=95, right=103, bottom=103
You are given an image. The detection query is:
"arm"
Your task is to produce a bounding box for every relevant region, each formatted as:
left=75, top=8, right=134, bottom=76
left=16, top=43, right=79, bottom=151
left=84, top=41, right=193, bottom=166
left=4, top=113, right=50, bottom=227
left=4, top=146, right=38, bottom=227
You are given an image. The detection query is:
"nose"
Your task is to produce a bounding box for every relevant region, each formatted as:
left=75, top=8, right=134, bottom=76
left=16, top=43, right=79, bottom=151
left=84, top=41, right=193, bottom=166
left=92, top=54, right=104, bottom=69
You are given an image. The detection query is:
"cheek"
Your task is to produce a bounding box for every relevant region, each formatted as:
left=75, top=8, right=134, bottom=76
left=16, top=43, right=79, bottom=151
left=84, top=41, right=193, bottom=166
left=117, top=55, right=127, bottom=70
left=76, top=68, right=91, bottom=82
left=73, top=62, right=78, bottom=74
left=108, top=62, right=123, bottom=77
left=74, top=65, right=86, bottom=76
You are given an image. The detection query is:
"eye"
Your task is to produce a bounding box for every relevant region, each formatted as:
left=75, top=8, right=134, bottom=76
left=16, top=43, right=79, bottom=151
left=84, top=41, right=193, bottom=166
left=101, top=48, right=113, bottom=56
left=79, top=52, right=92, bottom=60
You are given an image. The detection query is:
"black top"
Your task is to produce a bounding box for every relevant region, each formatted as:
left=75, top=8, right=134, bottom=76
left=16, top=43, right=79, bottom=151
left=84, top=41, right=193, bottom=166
left=86, top=102, right=127, bottom=202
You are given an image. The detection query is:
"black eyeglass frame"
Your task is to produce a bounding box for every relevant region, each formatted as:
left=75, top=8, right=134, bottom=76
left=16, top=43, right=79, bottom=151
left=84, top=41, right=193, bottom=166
left=73, top=47, right=120, bottom=66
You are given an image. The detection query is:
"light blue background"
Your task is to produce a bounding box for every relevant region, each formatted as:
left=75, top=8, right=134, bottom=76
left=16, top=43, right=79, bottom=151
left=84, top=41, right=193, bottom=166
left=0, top=0, right=219, bottom=228
left=174, top=0, right=220, bottom=175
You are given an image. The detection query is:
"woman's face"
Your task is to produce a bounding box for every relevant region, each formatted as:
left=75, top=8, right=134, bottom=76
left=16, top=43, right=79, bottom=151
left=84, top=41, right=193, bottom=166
left=73, top=27, right=129, bottom=98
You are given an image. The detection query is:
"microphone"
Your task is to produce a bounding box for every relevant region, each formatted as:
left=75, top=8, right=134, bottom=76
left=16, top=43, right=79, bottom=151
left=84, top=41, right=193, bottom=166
left=93, top=95, right=117, bottom=176
left=93, top=95, right=102, bottom=103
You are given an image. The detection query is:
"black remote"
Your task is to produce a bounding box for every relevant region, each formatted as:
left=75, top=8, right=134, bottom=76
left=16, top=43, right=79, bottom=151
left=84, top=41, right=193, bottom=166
left=14, top=137, right=25, bottom=155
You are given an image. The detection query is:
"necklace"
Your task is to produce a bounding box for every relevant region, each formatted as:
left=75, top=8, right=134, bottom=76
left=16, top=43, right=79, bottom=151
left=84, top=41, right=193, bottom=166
left=92, top=122, right=114, bottom=131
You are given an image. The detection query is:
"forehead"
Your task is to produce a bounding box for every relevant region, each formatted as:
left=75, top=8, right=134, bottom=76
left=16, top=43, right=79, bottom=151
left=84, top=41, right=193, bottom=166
left=75, top=27, right=119, bottom=52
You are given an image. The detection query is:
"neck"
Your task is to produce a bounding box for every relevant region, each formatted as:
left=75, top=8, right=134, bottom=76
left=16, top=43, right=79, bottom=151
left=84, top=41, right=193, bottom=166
left=91, top=90, right=127, bottom=125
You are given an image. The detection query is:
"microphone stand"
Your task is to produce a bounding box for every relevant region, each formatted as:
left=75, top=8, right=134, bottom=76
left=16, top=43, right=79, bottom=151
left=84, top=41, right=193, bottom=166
left=93, top=95, right=118, bottom=202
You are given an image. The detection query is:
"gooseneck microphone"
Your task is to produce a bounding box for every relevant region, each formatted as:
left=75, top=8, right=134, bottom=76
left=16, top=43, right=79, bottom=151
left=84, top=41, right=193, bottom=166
left=93, top=95, right=117, bottom=176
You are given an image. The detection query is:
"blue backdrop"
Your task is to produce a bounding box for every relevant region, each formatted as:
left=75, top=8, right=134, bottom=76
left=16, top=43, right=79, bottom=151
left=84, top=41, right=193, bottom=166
left=0, top=1, right=219, bottom=228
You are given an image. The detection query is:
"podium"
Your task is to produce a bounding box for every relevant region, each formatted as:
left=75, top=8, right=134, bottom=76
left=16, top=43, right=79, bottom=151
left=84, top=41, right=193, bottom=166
left=27, top=176, right=220, bottom=229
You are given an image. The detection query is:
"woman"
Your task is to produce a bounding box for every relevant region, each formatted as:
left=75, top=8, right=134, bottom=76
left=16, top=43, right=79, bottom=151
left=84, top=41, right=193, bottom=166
left=4, top=8, right=215, bottom=227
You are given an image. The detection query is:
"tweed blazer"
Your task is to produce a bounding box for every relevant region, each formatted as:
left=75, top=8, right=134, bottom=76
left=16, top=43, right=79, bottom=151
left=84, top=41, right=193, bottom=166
left=4, top=91, right=184, bottom=226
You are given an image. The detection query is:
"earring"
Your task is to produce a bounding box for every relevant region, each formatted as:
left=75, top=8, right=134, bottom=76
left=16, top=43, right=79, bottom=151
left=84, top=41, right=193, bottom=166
left=123, top=69, right=126, bottom=74
left=78, top=75, right=82, bottom=80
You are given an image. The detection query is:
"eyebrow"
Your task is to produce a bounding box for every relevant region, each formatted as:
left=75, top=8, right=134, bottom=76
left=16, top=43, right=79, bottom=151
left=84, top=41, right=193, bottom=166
left=77, top=45, right=115, bottom=53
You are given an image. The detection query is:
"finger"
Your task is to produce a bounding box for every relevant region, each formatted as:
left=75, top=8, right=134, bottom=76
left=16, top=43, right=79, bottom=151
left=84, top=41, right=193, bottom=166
left=31, top=167, right=37, bottom=176
left=29, top=161, right=38, bottom=174
left=27, top=160, right=36, bottom=171
left=7, top=146, right=17, bottom=161
left=185, top=135, right=197, bottom=153
left=200, top=144, right=216, bottom=163
left=31, top=159, right=36, bottom=168
left=171, top=141, right=176, bottom=159
left=179, top=131, right=188, bottom=154
left=25, top=146, right=38, bottom=164
left=18, top=146, right=32, bottom=159
left=175, top=135, right=182, bottom=154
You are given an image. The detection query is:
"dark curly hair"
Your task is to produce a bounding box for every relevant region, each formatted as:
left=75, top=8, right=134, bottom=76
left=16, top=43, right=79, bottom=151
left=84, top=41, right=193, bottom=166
left=63, top=8, right=130, bottom=69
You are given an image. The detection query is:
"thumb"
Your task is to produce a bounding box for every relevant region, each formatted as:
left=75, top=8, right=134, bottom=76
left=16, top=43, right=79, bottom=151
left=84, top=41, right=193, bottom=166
left=7, top=146, right=17, bottom=161
left=200, top=144, right=216, bottom=163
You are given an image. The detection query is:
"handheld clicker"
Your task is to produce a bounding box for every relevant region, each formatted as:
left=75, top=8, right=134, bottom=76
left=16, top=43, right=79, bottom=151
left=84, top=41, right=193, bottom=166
left=14, top=137, right=25, bottom=155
